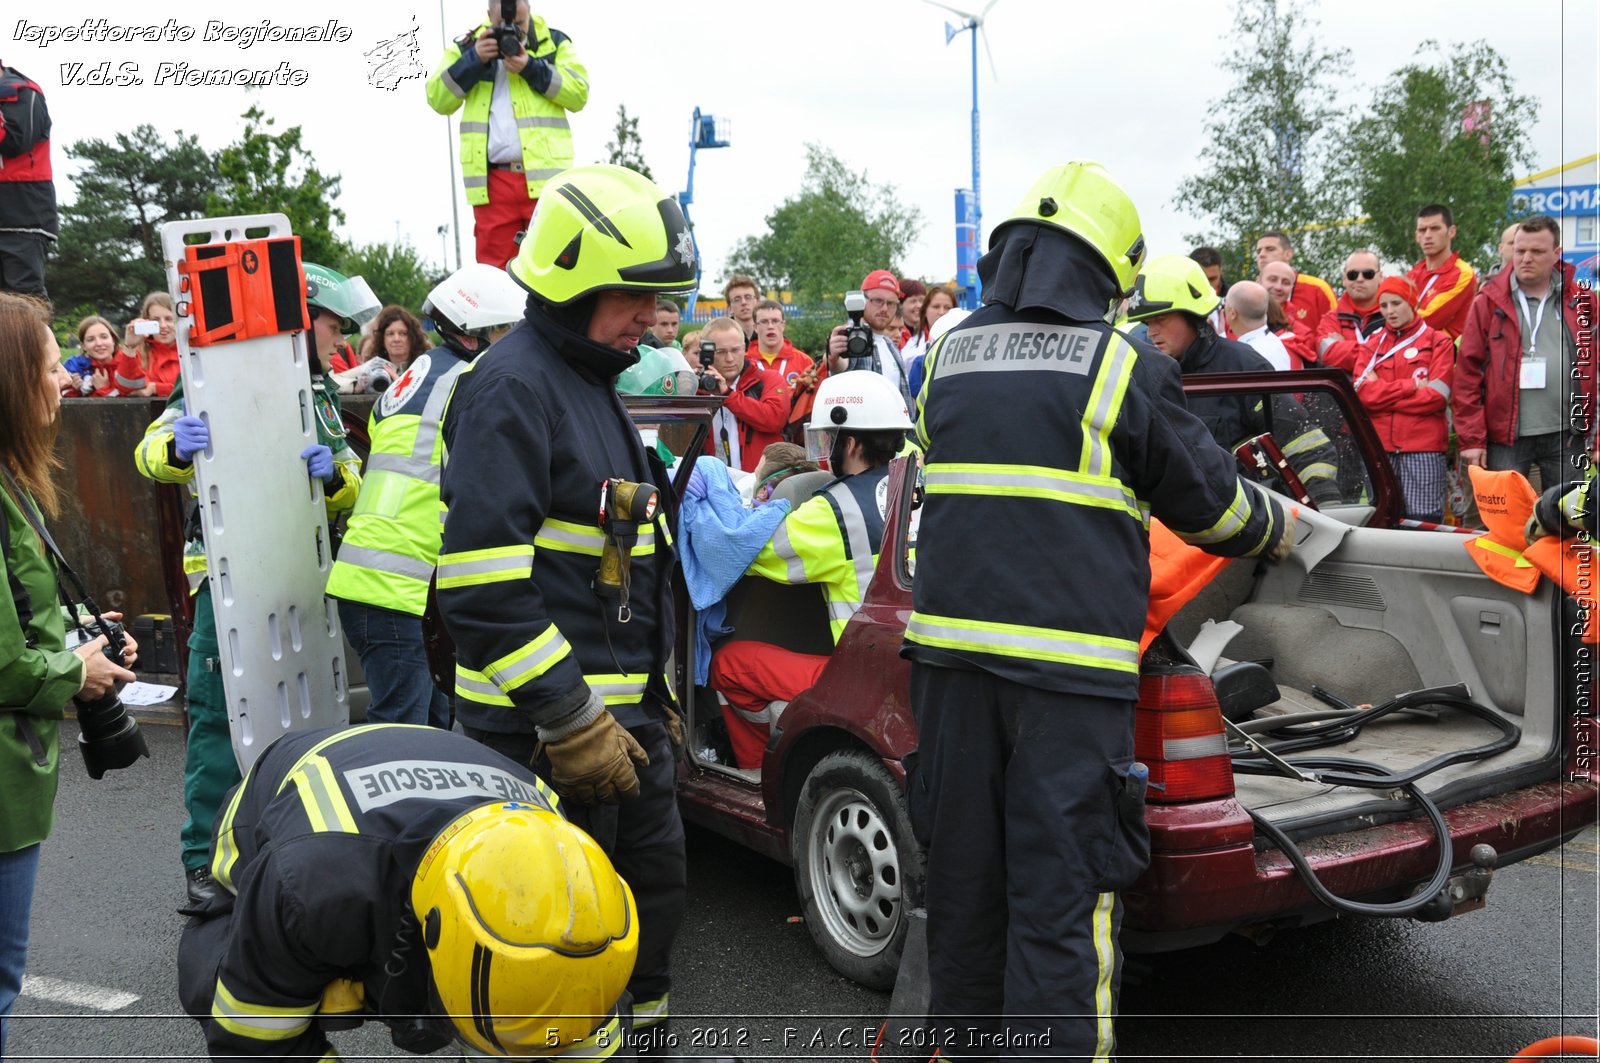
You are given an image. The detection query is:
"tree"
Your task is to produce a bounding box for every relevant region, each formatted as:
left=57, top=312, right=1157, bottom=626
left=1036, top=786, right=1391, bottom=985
left=206, top=106, right=347, bottom=267
left=339, top=239, right=439, bottom=314
left=604, top=105, right=652, bottom=180
left=1174, top=0, right=1355, bottom=279
left=50, top=127, right=217, bottom=321
left=1340, top=41, right=1534, bottom=270
left=726, top=144, right=922, bottom=307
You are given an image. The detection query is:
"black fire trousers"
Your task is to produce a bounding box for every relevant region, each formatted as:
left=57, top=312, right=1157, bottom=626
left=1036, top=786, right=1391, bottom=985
left=907, top=663, right=1149, bottom=1062
left=464, top=718, right=687, bottom=1053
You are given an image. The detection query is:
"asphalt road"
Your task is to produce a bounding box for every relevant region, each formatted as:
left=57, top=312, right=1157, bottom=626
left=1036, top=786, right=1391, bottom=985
left=9, top=720, right=1597, bottom=1062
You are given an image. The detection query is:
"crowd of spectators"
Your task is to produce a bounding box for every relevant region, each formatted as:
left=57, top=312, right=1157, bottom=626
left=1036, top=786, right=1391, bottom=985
left=1164, top=204, right=1593, bottom=525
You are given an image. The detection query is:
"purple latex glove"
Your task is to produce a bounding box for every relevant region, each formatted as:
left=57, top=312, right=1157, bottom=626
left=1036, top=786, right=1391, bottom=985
left=300, top=443, right=335, bottom=481
left=173, top=414, right=209, bottom=462
left=685, top=463, right=709, bottom=501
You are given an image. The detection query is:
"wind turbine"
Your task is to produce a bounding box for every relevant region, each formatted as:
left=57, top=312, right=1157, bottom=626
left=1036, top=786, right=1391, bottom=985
left=925, top=0, right=999, bottom=307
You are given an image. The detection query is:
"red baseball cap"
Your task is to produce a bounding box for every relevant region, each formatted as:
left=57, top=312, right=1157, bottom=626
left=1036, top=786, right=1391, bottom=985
left=861, top=270, right=903, bottom=298
left=1375, top=275, right=1417, bottom=309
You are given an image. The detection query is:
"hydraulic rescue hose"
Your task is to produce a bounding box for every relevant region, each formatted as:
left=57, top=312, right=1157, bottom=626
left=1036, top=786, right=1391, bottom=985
left=1228, top=683, right=1520, bottom=918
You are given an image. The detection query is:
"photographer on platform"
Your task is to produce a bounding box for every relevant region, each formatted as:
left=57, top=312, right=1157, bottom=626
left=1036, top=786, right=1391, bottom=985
left=427, top=1, right=589, bottom=268
left=2, top=292, right=140, bottom=1055
left=699, top=316, right=788, bottom=474
left=826, top=269, right=913, bottom=407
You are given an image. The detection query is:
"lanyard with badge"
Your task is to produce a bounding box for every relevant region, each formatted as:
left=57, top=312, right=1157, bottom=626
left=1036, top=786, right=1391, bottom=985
left=1515, top=288, right=1550, bottom=390
left=1357, top=322, right=1427, bottom=385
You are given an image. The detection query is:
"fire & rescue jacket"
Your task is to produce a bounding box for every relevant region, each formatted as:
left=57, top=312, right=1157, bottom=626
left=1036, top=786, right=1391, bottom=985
left=134, top=378, right=362, bottom=592
left=903, top=302, right=1286, bottom=699
left=1454, top=260, right=1598, bottom=451
left=425, top=17, right=588, bottom=206
left=746, top=465, right=890, bottom=644
left=703, top=358, right=790, bottom=473
left=1323, top=318, right=1455, bottom=452
left=1285, top=272, right=1336, bottom=331
left=438, top=312, right=674, bottom=735
left=188, top=724, right=619, bottom=1061
left=1407, top=251, right=1478, bottom=340
left=326, top=347, right=471, bottom=616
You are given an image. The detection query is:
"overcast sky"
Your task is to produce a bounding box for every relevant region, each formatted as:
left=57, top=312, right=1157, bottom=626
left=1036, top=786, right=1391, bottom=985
left=7, top=1, right=1597, bottom=291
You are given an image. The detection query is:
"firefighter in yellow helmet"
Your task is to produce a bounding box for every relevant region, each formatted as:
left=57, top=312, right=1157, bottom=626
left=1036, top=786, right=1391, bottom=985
left=438, top=163, right=697, bottom=1052
left=175, top=724, right=636, bottom=1060
left=903, top=163, right=1294, bottom=1059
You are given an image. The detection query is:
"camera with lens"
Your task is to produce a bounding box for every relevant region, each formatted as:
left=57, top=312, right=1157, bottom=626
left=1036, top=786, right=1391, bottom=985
left=63, top=618, right=150, bottom=780
left=491, top=0, right=524, bottom=57
left=843, top=289, right=874, bottom=359
left=696, top=338, right=723, bottom=394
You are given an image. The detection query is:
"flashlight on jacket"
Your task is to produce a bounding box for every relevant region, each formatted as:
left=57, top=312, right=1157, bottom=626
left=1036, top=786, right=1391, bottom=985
left=595, top=478, right=659, bottom=620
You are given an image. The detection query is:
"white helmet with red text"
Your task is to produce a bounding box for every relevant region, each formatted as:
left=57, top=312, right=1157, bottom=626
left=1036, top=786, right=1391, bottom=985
left=805, top=369, right=914, bottom=465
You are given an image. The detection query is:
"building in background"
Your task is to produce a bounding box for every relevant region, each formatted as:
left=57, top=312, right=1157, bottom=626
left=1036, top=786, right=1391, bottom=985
left=1512, top=154, right=1599, bottom=285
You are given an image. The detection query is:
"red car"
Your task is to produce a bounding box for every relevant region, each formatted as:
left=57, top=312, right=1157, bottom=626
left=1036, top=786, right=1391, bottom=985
left=656, top=370, right=1599, bottom=990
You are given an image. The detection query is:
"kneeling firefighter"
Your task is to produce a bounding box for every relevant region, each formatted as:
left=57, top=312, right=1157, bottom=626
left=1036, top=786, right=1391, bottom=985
left=437, top=164, right=697, bottom=1052
left=326, top=263, right=526, bottom=728
left=177, top=724, right=636, bottom=1060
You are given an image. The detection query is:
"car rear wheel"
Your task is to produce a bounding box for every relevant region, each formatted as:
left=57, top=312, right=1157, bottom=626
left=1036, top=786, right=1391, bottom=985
left=791, top=750, right=924, bottom=990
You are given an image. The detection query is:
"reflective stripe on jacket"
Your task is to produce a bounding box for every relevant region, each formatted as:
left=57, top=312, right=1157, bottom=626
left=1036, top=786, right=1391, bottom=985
left=747, top=466, right=889, bottom=643
left=201, top=725, right=567, bottom=1060
left=326, top=350, right=470, bottom=615
left=438, top=314, right=675, bottom=734
left=425, top=17, right=588, bottom=206
left=903, top=305, right=1285, bottom=698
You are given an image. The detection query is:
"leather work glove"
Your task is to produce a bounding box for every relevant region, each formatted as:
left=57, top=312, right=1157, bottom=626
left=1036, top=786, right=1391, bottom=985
left=1525, top=514, right=1550, bottom=545
left=1267, top=507, right=1298, bottom=563
left=300, top=443, right=335, bottom=481
left=663, top=704, right=685, bottom=750
left=542, top=708, right=650, bottom=804
left=172, top=413, right=209, bottom=462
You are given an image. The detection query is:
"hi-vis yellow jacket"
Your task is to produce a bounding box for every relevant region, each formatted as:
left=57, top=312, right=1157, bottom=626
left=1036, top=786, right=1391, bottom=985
left=903, top=305, right=1285, bottom=699
left=747, top=466, right=889, bottom=644
left=325, top=348, right=470, bottom=615
left=425, top=16, right=588, bottom=206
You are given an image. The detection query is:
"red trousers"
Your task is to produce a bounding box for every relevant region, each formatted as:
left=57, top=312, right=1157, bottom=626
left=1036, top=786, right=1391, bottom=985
left=708, top=641, right=827, bottom=769
left=473, top=168, right=537, bottom=268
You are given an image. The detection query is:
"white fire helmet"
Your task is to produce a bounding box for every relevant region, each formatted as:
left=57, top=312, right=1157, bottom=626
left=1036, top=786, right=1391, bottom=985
left=805, top=370, right=914, bottom=465
left=422, top=262, right=526, bottom=348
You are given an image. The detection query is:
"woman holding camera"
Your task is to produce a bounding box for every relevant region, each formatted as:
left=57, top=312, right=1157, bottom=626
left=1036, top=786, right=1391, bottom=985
left=0, top=293, right=138, bottom=1053
left=124, top=292, right=180, bottom=398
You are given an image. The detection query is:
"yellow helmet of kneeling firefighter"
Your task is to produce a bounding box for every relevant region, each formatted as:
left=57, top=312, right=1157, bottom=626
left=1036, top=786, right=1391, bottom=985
left=412, top=801, right=637, bottom=1057
left=993, top=161, right=1147, bottom=297
left=510, top=164, right=698, bottom=307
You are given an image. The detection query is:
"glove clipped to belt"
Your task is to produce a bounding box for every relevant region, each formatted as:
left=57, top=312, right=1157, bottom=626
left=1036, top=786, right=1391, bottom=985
left=538, top=690, right=649, bottom=804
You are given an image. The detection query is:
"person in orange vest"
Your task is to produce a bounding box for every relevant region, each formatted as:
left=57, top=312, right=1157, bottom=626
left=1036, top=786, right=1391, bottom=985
left=1406, top=203, right=1478, bottom=341
left=1255, top=230, right=1335, bottom=330
left=1323, top=276, right=1456, bottom=522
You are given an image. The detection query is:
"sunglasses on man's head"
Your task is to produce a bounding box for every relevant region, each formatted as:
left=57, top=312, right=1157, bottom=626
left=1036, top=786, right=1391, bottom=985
left=1345, top=269, right=1377, bottom=281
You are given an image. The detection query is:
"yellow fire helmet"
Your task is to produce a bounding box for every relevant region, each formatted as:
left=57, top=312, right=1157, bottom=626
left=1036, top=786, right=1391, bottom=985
left=1124, top=254, right=1222, bottom=323
left=412, top=801, right=638, bottom=1057
left=509, top=164, right=699, bottom=306
left=991, top=162, right=1147, bottom=297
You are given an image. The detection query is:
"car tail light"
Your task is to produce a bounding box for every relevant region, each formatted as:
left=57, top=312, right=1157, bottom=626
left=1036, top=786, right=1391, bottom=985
left=1135, top=669, right=1235, bottom=803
